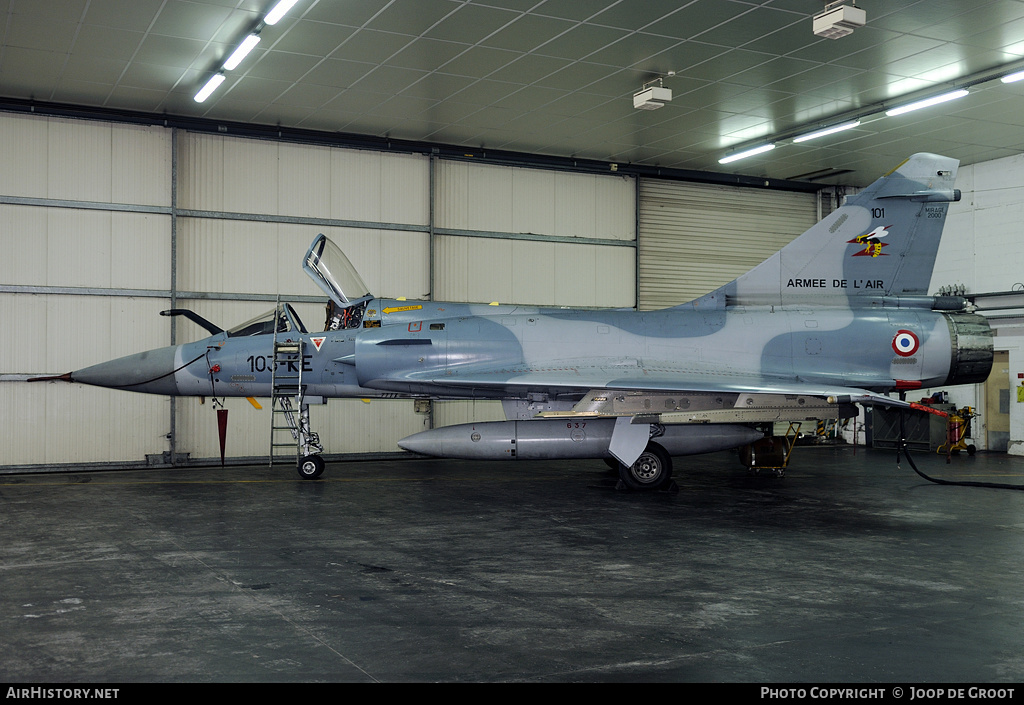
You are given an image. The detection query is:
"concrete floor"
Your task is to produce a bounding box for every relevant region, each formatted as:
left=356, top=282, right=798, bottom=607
left=2, top=445, right=1024, bottom=683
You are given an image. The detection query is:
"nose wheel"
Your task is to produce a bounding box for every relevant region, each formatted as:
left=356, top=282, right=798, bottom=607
left=297, top=454, right=325, bottom=480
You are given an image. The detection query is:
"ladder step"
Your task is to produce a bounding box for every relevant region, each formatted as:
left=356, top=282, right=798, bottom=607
left=269, top=329, right=306, bottom=466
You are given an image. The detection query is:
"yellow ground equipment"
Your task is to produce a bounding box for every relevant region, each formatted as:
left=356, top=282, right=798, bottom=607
left=740, top=423, right=802, bottom=477
left=937, top=406, right=977, bottom=456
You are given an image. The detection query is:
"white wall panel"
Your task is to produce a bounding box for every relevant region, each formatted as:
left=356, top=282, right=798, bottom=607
left=1, top=110, right=173, bottom=470
left=110, top=124, right=172, bottom=207
left=433, top=234, right=633, bottom=307
left=2, top=295, right=171, bottom=466
left=0, top=115, right=170, bottom=205
left=177, top=133, right=280, bottom=213
left=435, top=160, right=635, bottom=240
left=279, top=142, right=332, bottom=218
left=434, top=235, right=513, bottom=303
left=553, top=241, right=633, bottom=307
left=109, top=213, right=172, bottom=289
left=0, top=112, right=48, bottom=197
left=316, top=226, right=430, bottom=301
left=177, top=219, right=429, bottom=302
left=222, top=137, right=280, bottom=214
left=177, top=218, right=286, bottom=296
left=555, top=170, right=635, bottom=241
left=933, top=155, right=1024, bottom=295
left=433, top=400, right=506, bottom=429
left=436, top=161, right=513, bottom=232
left=0, top=383, right=170, bottom=466
left=331, top=149, right=429, bottom=225
left=433, top=160, right=635, bottom=309
left=933, top=153, right=1024, bottom=295
left=0, top=205, right=170, bottom=289
left=178, top=133, right=429, bottom=226
left=510, top=168, right=554, bottom=236
left=46, top=118, right=112, bottom=202
left=177, top=132, right=224, bottom=210
left=43, top=296, right=169, bottom=372
left=0, top=204, right=48, bottom=285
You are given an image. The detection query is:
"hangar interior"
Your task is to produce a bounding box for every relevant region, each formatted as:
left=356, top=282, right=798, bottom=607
left=8, top=0, right=1024, bottom=685
left=6, top=0, right=1024, bottom=470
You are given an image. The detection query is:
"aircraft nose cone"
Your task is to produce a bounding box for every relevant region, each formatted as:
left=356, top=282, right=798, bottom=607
left=72, top=345, right=180, bottom=395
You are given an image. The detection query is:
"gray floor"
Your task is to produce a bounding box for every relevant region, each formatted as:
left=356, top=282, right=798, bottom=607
left=2, top=444, right=1024, bottom=683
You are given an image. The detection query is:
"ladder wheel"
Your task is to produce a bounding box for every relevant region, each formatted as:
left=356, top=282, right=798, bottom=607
left=297, top=455, right=325, bottom=480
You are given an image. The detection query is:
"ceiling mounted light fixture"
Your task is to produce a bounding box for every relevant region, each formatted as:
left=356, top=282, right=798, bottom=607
left=223, top=33, right=261, bottom=70
left=265, top=0, right=301, bottom=25
left=194, top=73, right=225, bottom=103
left=885, top=89, right=969, bottom=116
left=1001, top=69, right=1024, bottom=83
left=813, top=1, right=866, bottom=39
left=719, top=144, right=776, bottom=164
left=793, top=120, right=861, bottom=143
left=633, top=78, right=672, bottom=110
left=193, top=1, right=303, bottom=105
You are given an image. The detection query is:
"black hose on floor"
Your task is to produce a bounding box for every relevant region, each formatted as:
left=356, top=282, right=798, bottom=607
left=898, top=409, right=1024, bottom=491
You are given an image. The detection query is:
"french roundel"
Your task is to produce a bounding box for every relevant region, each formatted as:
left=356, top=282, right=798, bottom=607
left=892, top=329, right=919, bottom=357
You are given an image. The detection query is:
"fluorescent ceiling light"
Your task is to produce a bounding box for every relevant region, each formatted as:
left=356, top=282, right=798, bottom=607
left=194, top=73, right=225, bottom=103
left=223, top=34, right=261, bottom=71
left=1001, top=69, right=1024, bottom=83
left=265, top=0, right=300, bottom=25
left=793, top=120, right=861, bottom=143
left=885, top=89, right=969, bottom=116
left=719, top=144, right=776, bottom=164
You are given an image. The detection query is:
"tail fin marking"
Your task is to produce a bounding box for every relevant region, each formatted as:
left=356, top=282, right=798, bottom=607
left=701, top=153, right=960, bottom=307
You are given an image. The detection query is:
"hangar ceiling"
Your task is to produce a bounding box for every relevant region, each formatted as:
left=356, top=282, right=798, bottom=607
left=5, top=0, right=1024, bottom=185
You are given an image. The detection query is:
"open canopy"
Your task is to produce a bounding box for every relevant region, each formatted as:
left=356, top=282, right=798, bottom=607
left=303, top=233, right=372, bottom=308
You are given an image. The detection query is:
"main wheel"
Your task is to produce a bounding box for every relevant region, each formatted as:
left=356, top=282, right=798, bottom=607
left=618, top=443, right=672, bottom=491
left=297, top=454, right=325, bottom=480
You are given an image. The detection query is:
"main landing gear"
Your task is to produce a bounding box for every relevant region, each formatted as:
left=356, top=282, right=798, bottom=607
left=617, top=442, right=674, bottom=491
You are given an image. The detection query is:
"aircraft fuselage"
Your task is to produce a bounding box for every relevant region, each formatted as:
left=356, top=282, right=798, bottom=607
left=74, top=300, right=991, bottom=402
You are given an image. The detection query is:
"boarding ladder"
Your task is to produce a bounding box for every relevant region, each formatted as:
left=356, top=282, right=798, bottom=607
left=268, top=306, right=322, bottom=466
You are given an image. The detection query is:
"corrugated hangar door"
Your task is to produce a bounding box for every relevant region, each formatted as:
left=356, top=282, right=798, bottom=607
left=638, top=180, right=820, bottom=310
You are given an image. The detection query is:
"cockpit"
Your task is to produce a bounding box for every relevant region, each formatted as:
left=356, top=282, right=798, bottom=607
left=226, top=303, right=308, bottom=337
left=162, top=235, right=373, bottom=339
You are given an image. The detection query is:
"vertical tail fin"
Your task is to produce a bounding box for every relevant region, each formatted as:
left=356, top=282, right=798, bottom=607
left=707, top=153, right=960, bottom=307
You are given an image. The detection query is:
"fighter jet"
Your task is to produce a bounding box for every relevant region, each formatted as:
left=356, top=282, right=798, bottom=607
left=33, top=153, right=994, bottom=489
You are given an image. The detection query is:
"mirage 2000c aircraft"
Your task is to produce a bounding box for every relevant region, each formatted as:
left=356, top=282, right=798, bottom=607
left=35, top=153, right=994, bottom=490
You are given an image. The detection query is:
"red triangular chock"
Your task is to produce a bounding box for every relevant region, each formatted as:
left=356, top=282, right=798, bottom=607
left=217, top=408, right=228, bottom=466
